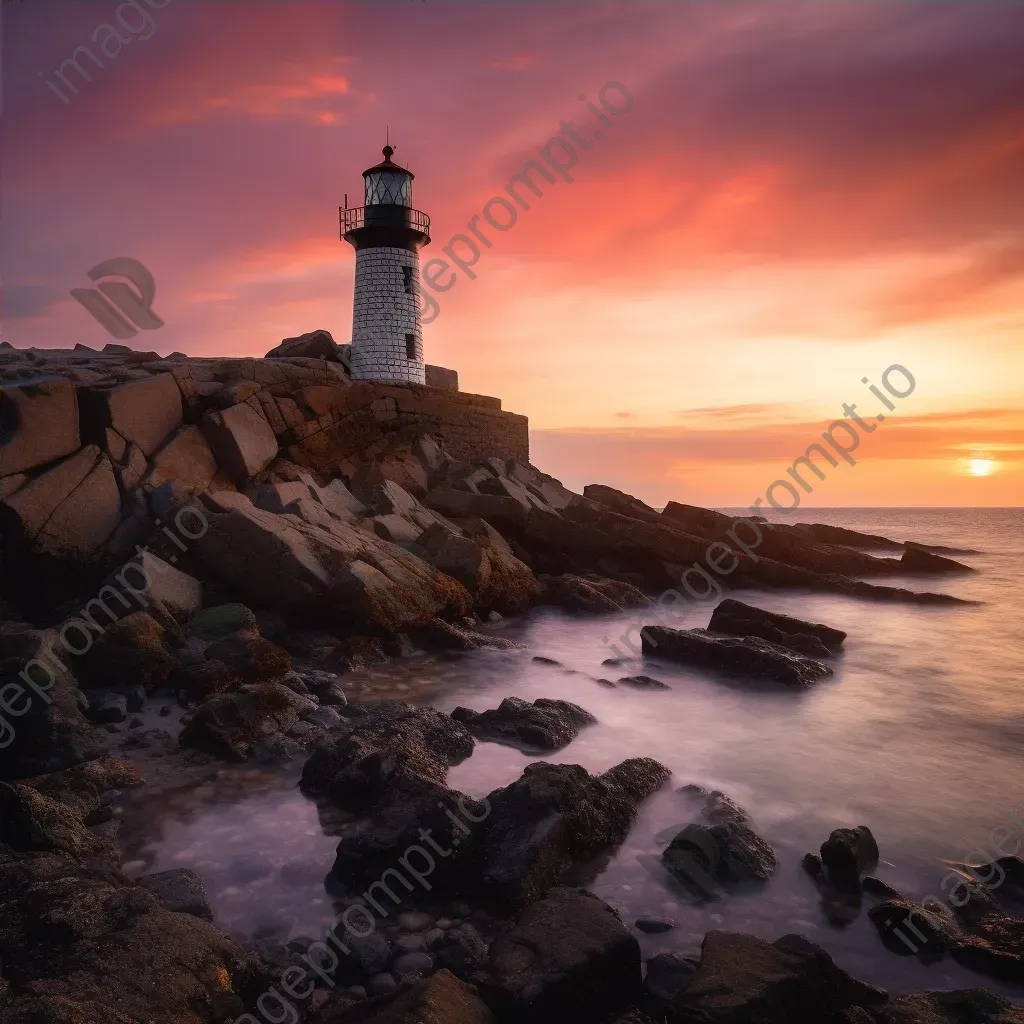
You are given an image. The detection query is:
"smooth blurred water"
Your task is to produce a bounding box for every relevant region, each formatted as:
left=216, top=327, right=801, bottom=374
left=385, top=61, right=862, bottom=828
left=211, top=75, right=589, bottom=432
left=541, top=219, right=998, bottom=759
left=129, top=508, right=1024, bottom=999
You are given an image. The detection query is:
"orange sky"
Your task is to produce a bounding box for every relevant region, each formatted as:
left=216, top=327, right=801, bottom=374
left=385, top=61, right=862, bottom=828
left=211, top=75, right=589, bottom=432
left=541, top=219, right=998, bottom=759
left=4, top=1, right=1023, bottom=506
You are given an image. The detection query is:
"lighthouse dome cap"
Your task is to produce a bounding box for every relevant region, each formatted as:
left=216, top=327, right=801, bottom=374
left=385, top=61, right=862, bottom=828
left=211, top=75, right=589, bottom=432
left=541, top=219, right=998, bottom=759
left=362, top=145, right=415, bottom=180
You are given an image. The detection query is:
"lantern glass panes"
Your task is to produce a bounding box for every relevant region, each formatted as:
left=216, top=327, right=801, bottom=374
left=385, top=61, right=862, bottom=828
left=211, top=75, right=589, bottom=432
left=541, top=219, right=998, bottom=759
left=365, top=170, right=412, bottom=206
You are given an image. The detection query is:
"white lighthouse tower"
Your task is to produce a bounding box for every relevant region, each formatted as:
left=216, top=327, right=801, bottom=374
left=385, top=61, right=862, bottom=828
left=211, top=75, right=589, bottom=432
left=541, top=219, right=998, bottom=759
left=340, top=145, right=431, bottom=384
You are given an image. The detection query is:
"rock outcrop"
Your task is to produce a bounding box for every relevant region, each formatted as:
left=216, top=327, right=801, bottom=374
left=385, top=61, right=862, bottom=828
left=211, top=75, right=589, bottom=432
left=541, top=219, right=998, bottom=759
left=451, top=697, right=597, bottom=753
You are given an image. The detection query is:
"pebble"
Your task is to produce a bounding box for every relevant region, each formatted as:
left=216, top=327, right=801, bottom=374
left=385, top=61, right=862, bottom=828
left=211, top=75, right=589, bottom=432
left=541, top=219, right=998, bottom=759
left=391, top=951, right=433, bottom=978
left=394, top=933, right=427, bottom=954
left=346, top=986, right=366, bottom=999
left=435, top=918, right=454, bottom=930
left=368, top=973, right=397, bottom=996
left=396, top=911, right=434, bottom=932
left=424, top=928, right=445, bottom=949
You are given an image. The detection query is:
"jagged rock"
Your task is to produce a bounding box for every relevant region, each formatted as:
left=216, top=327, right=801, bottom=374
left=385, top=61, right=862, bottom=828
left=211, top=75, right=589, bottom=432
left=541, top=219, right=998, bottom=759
left=583, top=483, right=665, bottom=524
left=477, top=758, right=672, bottom=908
left=451, top=697, right=596, bottom=753
left=302, top=701, right=474, bottom=794
left=642, top=626, right=833, bottom=687
left=194, top=495, right=471, bottom=632
left=0, top=376, right=80, bottom=476
left=901, top=546, right=974, bottom=574
left=180, top=681, right=316, bottom=760
left=868, top=897, right=960, bottom=956
left=423, top=487, right=531, bottom=533
left=86, top=692, right=128, bottom=724
left=265, top=329, right=342, bottom=362
left=667, top=931, right=888, bottom=1023
left=146, top=424, right=221, bottom=493
left=820, top=825, right=879, bottom=889
left=0, top=780, right=114, bottom=860
left=415, top=517, right=542, bottom=613
left=483, top=887, right=641, bottom=1024
left=662, top=793, right=777, bottom=892
left=708, top=597, right=846, bottom=656
left=540, top=573, right=650, bottom=613
left=617, top=674, right=670, bottom=690
left=200, top=401, right=279, bottom=484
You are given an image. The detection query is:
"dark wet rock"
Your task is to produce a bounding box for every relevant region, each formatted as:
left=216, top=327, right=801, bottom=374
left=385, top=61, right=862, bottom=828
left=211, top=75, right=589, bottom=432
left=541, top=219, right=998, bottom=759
left=635, top=916, right=675, bottom=933
left=394, top=933, right=428, bottom=955
left=0, top=780, right=115, bottom=861
left=644, top=951, right=699, bottom=1012
left=708, top=597, right=845, bottom=657
left=868, top=897, right=960, bottom=956
left=595, top=677, right=617, bottom=687
left=20, top=755, right=142, bottom=817
left=802, top=852, right=825, bottom=880
left=863, top=875, right=904, bottom=900
left=339, top=931, right=392, bottom=979
left=451, top=697, right=596, bottom=753
left=0, top=840, right=261, bottom=1023
left=173, top=657, right=241, bottom=701
left=532, top=655, right=562, bottom=665
left=820, top=825, right=879, bottom=889
left=266, top=328, right=342, bottom=362
left=137, top=867, right=213, bottom=919
left=878, top=988, right=1024, bottom=1023
left=180, top=681, right=317, bottom=760
left=617, top=674, right=670, bottom=690
left=539, top=572, right=650, bottom=613
left=483, top=887, right=641, bottom=1024
left=667, top=930, right=888, bottom=1023
left=368, top=971, right=398, bottom=997
left=642, top=626, right=833, bottom=687
left=186, top=601, right=258, bottom=638
left=901, top=546, right=975, bottom=574
left=434, top=922, right=490, bottom=979
left=477, top=757, right=671, bottom=908
left=85, top=691, right=128, bottom=724
left=79, top=610, right=181, bottom=691
left=204, top=629, right=291, bottom=681
left=663, top=790, right=776, bottom=894
left=305, top=705, right=344, bottom=730
left=302, top=701, right=475, bottom=794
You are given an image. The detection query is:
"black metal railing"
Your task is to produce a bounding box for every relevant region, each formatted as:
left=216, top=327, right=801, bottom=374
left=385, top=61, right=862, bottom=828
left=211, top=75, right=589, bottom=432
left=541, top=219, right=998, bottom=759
left=339, top=205, right=430, bottom=239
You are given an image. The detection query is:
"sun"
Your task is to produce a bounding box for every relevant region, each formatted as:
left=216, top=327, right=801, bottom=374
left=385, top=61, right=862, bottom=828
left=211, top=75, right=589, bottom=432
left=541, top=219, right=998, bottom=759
left=967, top=458, right=996, bottom=477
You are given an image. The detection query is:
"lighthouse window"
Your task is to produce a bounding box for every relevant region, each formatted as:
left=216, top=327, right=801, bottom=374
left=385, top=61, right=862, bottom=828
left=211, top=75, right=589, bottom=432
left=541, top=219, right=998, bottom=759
left=402, top=266, right=414, bottom=294
left=405, top=333, right=417, bottom=360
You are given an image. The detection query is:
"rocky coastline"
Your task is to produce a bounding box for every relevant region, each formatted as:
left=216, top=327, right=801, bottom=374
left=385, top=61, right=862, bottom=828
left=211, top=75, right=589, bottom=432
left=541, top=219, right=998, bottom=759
left=1, top=338, right=1017, bottom=1024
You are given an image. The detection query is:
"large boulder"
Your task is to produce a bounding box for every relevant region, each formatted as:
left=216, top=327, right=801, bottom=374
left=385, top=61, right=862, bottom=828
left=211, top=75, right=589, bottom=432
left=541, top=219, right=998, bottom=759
left=708, top=597, right=846, bottom=656
left=265, top=329, right=342, bottom=362
left=79, top=373, right=183, bottom=456
left=483, top=887, right=642, bottom=1024
left=0, top=445, right=121, bottom=562
left=0, top=377, right=80, bottom=476
left=641, top=626, right=833, bottom=687
left=667, top=931, right=888, bottom=1023
left=200, top=402, right=279, bottom=484
left=451, top=697, right=596, bottom=753
left=477, top=758, right=671, bottom=908
left=194, top=495, right=471, bottom=632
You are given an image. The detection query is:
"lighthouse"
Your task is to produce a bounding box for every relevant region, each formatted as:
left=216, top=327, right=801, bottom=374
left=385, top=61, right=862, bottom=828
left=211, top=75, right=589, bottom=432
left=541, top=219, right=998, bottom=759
left=340, top=145, right=431, bottom=384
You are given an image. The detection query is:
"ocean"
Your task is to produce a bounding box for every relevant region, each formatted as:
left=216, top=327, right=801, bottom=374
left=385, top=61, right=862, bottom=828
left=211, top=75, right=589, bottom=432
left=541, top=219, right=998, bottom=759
left=122, top=507, right=1024, bottom=1001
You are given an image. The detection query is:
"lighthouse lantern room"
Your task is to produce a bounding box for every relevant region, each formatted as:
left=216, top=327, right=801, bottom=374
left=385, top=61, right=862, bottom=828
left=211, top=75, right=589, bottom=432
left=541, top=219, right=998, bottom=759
left=340, top=145, right=431, bottom=384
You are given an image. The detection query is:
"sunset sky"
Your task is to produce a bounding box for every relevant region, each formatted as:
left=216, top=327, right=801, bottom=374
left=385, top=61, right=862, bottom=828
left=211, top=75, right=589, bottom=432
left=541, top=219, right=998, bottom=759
left=4, top=0, right=1023, bottom=507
